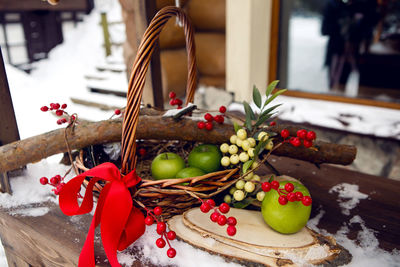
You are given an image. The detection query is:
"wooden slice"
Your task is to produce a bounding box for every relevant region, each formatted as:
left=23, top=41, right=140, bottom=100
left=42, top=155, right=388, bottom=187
left=168, top=208, right=352, bottom=266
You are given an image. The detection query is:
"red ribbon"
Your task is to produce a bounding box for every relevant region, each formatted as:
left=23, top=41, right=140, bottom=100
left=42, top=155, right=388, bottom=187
left=59, top=162, right=145, bottom=267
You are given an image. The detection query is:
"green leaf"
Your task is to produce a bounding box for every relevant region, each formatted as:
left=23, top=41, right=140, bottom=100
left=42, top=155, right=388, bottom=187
left=253, top=113, right=274, bottom=128
left=233, top=122, right=241, bottom=134
left=264, top=89, right=287, bottom=108
left=242, top=159, right=254, bottom=174
left=260, top=104, right=282, bottom=118
left=252, top=85, right=262, bottom=109
left=254, top=137, right=270, bottom=157
left=266, top=80, right=279, bottom=97
left=268, top=175, right=275, bottom=182
left=243, top=101, right=255, bottom=120
left=233, top=197, right=255, bottom=209
left=243, top=101, right=255, bottom=131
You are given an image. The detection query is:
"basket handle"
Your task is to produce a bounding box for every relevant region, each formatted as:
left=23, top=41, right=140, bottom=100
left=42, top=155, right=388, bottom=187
left=121, top=6, right=197, bottom=174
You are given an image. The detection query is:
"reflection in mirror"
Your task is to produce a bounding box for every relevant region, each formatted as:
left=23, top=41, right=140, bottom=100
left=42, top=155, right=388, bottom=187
left=280, top=0, right=400, bottom=104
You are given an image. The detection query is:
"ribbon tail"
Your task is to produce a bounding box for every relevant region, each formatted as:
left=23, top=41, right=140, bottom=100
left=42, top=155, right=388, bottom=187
left=78, top=183, right=111, bottom=267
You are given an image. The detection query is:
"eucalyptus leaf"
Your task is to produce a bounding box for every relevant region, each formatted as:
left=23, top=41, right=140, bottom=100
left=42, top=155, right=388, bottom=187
left=252, top=85, right=262, bottom=109
left=254, top=137, right=270, bottom=157
left=264, top=89, right=287, bottom=107
left=266, top=80, right=279, bottom=97
left=242, top=159, right=254, bottom=174
left=233, top=197, right=255, bottom=209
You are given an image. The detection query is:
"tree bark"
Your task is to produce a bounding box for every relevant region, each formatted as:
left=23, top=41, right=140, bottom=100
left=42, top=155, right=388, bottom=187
left=0, top=115, right=356, bottom=173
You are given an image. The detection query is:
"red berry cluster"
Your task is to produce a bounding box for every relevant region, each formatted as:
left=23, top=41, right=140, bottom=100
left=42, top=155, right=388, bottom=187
left=39, top=174, right=66, bottom=195
left=261, top=181, right=312, bottom=206
left=168, top=92, right=183, bottom=109
left=40, top=102, right=76, bottom=125
left=197, top=106, right=226, bottom=131
left=280, top=129, right=316, bottom=148
left=199, top=199, right=237, bottom=236
left=144, top=206, right=177, bottom=258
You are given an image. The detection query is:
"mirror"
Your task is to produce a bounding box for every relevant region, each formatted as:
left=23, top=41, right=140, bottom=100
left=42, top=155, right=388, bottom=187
left=278, top=0, right=400, bottom=105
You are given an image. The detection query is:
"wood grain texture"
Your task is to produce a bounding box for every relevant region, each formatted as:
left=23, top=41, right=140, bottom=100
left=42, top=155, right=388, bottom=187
left=0, top=116, right=356, bottom=173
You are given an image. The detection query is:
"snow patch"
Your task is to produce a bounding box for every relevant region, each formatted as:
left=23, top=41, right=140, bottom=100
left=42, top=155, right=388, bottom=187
left=9, top=207, right=50, bottom=217
left=329, top=183, right=368, bottom=215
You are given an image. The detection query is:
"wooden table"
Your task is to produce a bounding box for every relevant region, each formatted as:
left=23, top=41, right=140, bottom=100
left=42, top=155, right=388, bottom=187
left=0, top=156, right=399, bottom=266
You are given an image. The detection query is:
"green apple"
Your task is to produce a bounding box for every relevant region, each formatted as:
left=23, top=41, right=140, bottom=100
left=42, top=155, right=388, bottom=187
left=176, top=167, right=205, bottom=178
left=151, top=152, right=185, bottom=180
left=261, top=181, right=311, bottom=234
left=188, top=144, right=222, bottom=173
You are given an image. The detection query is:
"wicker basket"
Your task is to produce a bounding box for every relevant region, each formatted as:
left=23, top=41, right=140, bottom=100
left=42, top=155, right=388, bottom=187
left=79, top=6, right=240, bottom=218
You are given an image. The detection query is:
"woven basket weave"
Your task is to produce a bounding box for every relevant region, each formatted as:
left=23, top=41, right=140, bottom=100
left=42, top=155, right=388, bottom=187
left=80, top=6, right=240, bottom=218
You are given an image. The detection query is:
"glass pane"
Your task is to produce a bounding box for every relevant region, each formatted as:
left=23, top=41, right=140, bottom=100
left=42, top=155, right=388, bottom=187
left=282, top=0, right=400, bottom=103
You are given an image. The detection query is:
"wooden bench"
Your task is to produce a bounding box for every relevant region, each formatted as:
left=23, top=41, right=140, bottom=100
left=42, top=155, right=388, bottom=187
left=0, top=155, right=399, bottom=266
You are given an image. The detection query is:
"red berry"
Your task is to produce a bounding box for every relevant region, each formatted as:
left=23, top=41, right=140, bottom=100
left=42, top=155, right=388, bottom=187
left=157, top=222, right=166, bottom=234
left=210, top=211, right=220, bottom=222
left=61, top=118, right=67, bottom=124
left=214, top=115, right=224, bottom=124
left=200, top=202, right=211, bottom=213
left=138, top=148, right=147, bottom=156
left=153, top=206, right=162, bottom=216
left=40, top=106, right=49, bottom=112
left=219, top=203, right=230, bottom=214
left=269, top=121, right=276, bottom=126
left=53, top=103, right=60, bottom=109
left=61, top=103, right=67, bottom=109
left=287, top=192, right=297, bottom=202
left=197, top=121, right=206, bottom=129
left=39, top=177, right=48, bottom=185
left=219, top=106, right=227, bottom=113
left=114, top=109, right=121, bottom=115
left=284, top=182, right=294, bottom=193
left=167, top=248, right=176, bottom=258
left=297, top=129, right=307, bottom=139
left=177, top=106, right=182, bottom=110
left=302, top=196, right=312, bottom=206
left=56, top=119, right=62, bottom=125
left=56, top=182, right=65, bottom=192
left=227, top=216, right=237, bottom=226
left=227, top=225, right=237, bottom=236
left=175, top=99, right=183, bottom=106
left=303, top=140, right=313, bottom=148
left=271, top=180, right=280, bottom=190
left=55, top=110, right=64, bottom=116
left=169, top=99, right=176, bottom=106
left=53, top=188, right=60, bottom=195
left=50, top=176, right=60, bottom=185
left=167, top=231, right=176, bottom=240
left=206, top=199, right=216, bottom=208
left=169, top=92, right=176, bottom=99
left=290, top=137, right=301, bottom=147
left=205, top=122, right=213, bottom=131
left=156, top=238, right=166, bottom=248
left=281, top=129, right=290, bottom=139
left=217, top=215, right=227, bottom=226
left=204, top=113, right=213, bottom=122
left=261, top=182, right=272, bottom=192
left=71, top=115, right=76, bottom=121
left=144, top=216, right=154, bottom=226
left=278, top=195, right=288, bottom=205
left=295, top=191, right=303, bottom=201
left=306, top=131, right=316, bottom=141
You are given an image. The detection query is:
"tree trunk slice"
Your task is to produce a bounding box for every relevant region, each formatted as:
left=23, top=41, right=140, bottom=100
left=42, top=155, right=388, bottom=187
left=0, top=113, right=356, bottom=173
left=168, top=208, right=352, bottom=266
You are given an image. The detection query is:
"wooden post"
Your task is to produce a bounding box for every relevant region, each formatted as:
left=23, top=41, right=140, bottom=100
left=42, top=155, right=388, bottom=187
left=0, top=47, right=20, bottom=193
left=100, top=12, right=112, bottom=57
left=226, top=0, right=272, bottom=102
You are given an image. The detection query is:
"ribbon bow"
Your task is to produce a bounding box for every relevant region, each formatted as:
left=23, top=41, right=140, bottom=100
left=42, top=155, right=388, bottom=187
left=59, top=162, right=145, bottom=267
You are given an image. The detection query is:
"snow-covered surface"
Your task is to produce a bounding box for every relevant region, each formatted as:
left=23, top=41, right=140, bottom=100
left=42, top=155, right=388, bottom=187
left=329, top=183, right=368, bottom=216
left=229, top=95, right=400, bottom=140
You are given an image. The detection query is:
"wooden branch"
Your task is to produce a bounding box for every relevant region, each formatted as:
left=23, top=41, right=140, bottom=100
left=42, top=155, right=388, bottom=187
left=0, top=116, right=356, bottom=173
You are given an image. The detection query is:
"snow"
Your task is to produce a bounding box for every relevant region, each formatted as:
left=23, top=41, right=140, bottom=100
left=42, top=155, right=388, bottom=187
left=329, top=183, right=368, bottom=216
